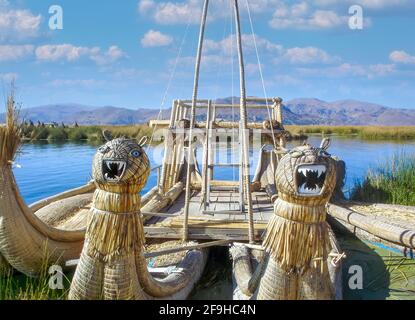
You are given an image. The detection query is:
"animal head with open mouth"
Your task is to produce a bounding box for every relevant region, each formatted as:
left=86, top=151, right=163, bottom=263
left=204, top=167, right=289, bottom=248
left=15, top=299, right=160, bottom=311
left=92, top=134, right=150, bottom=193
left=276, top=138, right=337, bottom=203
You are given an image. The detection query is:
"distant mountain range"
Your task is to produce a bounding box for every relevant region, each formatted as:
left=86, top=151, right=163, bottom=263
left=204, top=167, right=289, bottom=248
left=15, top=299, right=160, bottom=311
left=1, top=98, right=414, bottom=126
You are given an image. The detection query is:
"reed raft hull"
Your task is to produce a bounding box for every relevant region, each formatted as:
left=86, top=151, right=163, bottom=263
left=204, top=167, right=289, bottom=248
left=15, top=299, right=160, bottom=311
left=328, top=202, right=415, bottom=254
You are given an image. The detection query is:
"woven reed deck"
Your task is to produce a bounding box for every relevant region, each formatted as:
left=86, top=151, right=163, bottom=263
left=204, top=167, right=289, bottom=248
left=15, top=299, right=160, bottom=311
left=144, top=190, right=273, bottom=241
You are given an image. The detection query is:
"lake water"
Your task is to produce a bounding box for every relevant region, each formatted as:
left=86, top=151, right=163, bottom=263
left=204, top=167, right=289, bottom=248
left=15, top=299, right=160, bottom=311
left=14, top=136, right=415, bottom=204
left=11, top=136, right=415, bottom=300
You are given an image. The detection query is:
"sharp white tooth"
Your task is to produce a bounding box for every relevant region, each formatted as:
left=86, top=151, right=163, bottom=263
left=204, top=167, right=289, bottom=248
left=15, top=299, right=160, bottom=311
left=299, top=183, right=306, bottom=193
left=106, top=162, right=111, bottom=170
left=105, top=173, right=108, bottom=179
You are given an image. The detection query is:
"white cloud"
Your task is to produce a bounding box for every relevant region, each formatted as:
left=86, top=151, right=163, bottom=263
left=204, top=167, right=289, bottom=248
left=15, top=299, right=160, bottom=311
left=368, top=63, right=396, bottom=76
left=139, top=0, right=415, bottom=26
left=389, top=50, right=415, bottom=64
left=35, top=44, right=126, bottom=65
left=294, top=0, right=411, bottom=10
left=205, top=34, right=283, bottom=56
left=49, top=79, right=104, bottom=87
left=269, top=1, right=347, bottom=30
left=141, top=30, right=173, bottom=48
left=138, top=0, right=282, bottom=25
left=138, top=0, right=156, bottom=13
left=348, top=0, right=410, bottom=9
left=0, top=7, right=41, bottom=41
left=0, top=44, right=34, bottom=61
left=174, top=54, right=231, bottom=68
left=205, top=34, right=337, bottom=66
left=297, top=63, right=366, bottom=78
left=282, top=46, right=338, bottom=64
left=297, top=62, right=397, bottom=79
left=91, top=46, right=126, bottom=65
left=35, top=44, right=97, bottom=62
left=0, top=72, right=17, bottom=82
left=152, top=0, right=202, bottom=24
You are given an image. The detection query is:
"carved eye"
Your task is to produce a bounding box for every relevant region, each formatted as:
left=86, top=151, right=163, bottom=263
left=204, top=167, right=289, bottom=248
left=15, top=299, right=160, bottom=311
left=98, top=146, right=109, bottom=153
left=131, top=150, right=141, bottom=158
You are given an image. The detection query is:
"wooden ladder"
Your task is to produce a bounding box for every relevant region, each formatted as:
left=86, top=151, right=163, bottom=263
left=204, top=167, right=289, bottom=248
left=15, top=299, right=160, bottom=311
left=201, top=100, right=245, bottom=215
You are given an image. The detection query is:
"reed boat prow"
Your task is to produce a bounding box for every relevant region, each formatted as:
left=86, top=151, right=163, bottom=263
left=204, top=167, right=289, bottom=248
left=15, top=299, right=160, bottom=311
left=0, top=96, right=88, bottom=276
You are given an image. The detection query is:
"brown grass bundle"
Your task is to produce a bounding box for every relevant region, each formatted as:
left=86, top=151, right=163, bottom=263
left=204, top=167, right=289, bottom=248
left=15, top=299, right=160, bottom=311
left=0, top=86, right=21, bottom=166
left=263, top=198, right=331, bottom=274
left=85, top=207, right=145, bottom=263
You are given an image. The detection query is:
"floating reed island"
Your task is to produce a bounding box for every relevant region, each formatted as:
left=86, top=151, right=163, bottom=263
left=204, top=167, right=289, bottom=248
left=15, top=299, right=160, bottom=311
left=1, top=0, right=414, bottom=300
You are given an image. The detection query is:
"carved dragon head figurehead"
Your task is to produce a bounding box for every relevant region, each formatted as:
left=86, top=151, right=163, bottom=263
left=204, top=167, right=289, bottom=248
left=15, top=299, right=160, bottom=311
left=92, top=135, right=150, bottom=194
left=275, top=138, right=337, bottom=206
left=260, top=139, right=338, bottom=278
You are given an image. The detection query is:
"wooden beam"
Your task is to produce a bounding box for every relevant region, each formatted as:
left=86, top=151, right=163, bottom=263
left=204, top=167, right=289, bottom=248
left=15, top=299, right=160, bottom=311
left=328, top=203, right=415, bottom=249
left=30, top=182, right=95, bottom=213
left=145, top=240, right=231, bottom=258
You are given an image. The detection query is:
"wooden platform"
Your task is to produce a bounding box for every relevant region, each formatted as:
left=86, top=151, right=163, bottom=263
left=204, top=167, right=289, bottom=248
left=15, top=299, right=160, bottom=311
left=144, top=190, right=273, bottom=241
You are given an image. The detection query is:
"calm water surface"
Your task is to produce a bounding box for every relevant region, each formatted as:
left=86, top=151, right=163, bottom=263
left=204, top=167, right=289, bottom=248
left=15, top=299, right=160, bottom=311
left=14, top=136, right=415, bottom=204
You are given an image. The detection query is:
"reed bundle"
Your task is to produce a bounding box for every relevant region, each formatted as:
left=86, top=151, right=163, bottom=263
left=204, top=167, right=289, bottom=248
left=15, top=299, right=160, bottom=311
left=85, top=208, right=145, bottom=263
left=0, top=88, right=21, bottom=166
left=263, top=198, right=331, bottom=274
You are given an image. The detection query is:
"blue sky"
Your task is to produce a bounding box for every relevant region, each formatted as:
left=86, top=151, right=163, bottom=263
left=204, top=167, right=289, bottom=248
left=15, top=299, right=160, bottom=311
left=1, top=0, right=415, bottom=110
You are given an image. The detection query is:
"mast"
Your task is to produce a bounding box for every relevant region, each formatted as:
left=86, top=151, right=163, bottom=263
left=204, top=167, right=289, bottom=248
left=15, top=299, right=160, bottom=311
left=182, top=0, right=209, bottom=241
left=233, top=0, right=255, bottom=243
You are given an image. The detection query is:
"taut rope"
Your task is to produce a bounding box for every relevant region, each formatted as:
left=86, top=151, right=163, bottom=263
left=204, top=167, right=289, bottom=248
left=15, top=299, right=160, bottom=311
left=244, top=0, right=277, bottom=148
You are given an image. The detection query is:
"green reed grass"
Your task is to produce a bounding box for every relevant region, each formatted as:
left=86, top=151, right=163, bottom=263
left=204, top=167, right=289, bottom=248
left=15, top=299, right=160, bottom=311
left=20, top=124, right=156, bottom=143
left=286, top=125, right=415, bottom=140
left=0, top=269, right=71, bottom=300
left=0, top=250, right=71, bottom=300
left=351, top=152, right=415, bottom=205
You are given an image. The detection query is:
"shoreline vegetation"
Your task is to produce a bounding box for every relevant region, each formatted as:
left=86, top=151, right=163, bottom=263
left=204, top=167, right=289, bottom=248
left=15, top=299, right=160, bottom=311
left=351, top=152, right=415, bottom=206
left=8, top=124, right=415, bottom=143
left=19, top=124, right=155, bottom=144
left=286, top=125, right=415, bottom=140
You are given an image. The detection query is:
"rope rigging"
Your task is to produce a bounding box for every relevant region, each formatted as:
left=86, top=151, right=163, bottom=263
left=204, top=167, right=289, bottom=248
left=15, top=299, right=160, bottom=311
left=181, top=0, right=276, bottom=242
left=147, top=14, right=193, bottom=149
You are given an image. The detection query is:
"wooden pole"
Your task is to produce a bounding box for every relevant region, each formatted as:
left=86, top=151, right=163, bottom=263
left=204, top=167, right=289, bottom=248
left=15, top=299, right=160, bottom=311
left=234, top=0, right=255, bottom=244
left=159, top=100, right=178, bottom=193
left=202, top=100, right=212, bottom=210
left=274, top=98, right=283, bottom=123
left=183, top=0, right=210, bottom=241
